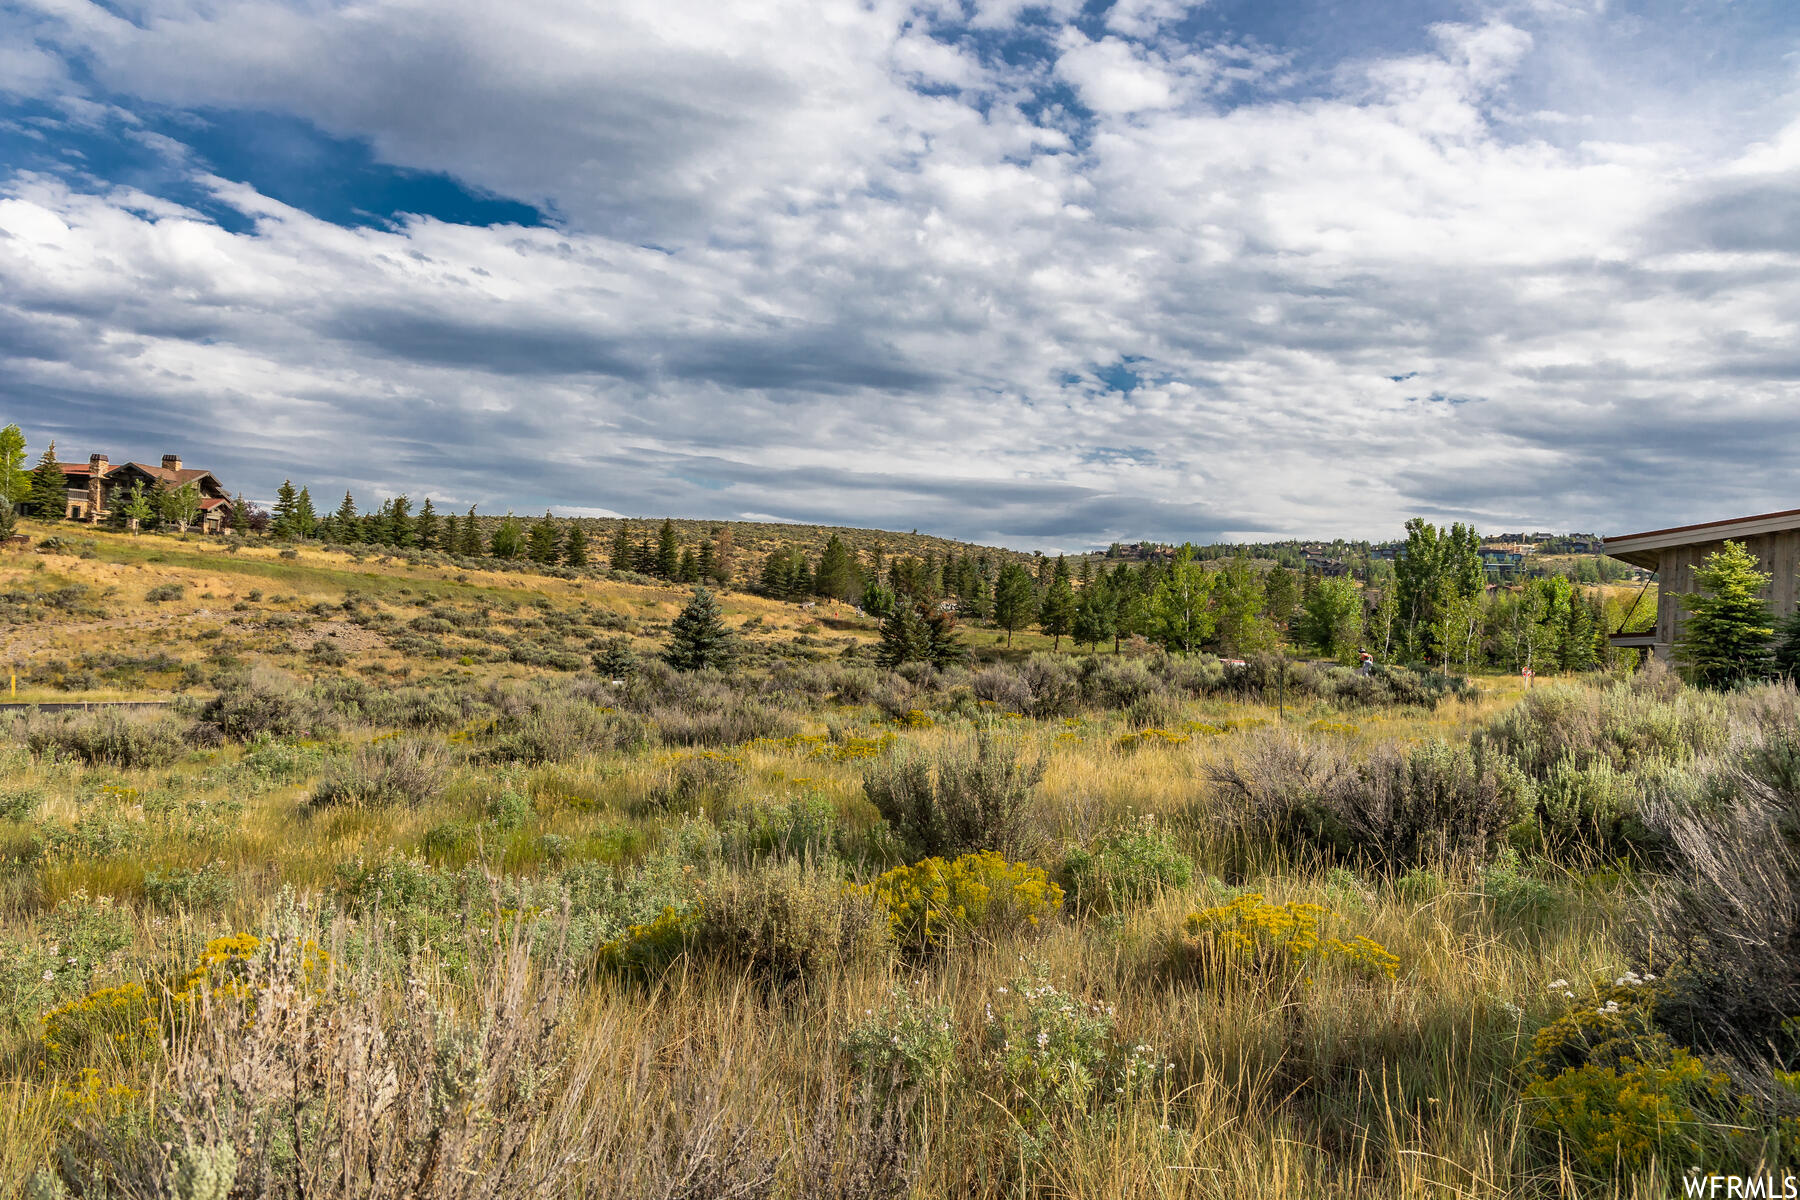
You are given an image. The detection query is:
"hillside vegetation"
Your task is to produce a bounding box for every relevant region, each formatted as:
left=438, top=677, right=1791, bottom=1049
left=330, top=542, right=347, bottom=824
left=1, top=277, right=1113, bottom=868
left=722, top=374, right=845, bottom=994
left=0, top=522, right=1796, bottom=1198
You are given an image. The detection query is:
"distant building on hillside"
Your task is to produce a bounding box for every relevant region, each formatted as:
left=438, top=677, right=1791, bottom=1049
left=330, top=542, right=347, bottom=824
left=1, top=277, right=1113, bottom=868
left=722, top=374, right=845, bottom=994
left=55, top=452, right=234, bottom=533
left=1478, top=547, right=1526, bottom=579
left=1604, top=507, right=1800, bottom=661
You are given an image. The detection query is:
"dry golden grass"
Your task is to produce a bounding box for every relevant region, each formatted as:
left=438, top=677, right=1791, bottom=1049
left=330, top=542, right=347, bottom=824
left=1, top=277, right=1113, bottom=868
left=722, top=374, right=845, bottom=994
left=0, top=524, right=1720, bottom=1197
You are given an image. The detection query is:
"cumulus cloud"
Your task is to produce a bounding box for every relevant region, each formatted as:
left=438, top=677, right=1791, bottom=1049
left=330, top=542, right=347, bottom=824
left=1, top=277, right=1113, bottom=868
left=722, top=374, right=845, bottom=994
left=1, top=0, right=1798, bottom=549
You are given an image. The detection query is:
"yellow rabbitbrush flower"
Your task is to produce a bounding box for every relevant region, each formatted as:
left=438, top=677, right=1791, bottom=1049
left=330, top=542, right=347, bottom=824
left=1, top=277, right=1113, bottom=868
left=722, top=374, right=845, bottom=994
left=1117, top=728, right=1191, bottom=751
left=42, top=933, right=330, bottom=1069
left=861, top=852, right=1063, bottom=951
left=40, top=981, right=158, bottom=1066
left=1524, top=1049, right=1739, bottom=1176
left=1180, top=893, right=1399, bottom=981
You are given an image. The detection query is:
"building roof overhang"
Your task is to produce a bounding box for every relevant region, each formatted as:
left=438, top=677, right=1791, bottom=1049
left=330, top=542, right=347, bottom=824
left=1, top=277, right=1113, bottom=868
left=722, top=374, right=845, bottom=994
left=1603, top=507, right=1800, bottom=570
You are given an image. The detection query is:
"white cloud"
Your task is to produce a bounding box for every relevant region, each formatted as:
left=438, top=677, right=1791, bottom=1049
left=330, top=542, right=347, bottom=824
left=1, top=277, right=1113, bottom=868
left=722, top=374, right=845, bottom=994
left=2, top=1, right=1798, bottom=548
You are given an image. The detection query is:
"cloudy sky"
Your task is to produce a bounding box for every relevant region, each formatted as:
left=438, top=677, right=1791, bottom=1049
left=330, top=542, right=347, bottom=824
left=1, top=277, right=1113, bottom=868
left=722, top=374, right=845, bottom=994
left=0, top=0, right=1796, bottom=550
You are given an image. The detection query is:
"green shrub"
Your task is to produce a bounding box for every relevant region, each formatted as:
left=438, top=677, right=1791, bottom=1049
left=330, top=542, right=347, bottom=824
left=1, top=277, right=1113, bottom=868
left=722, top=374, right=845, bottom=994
left=981, top=967, right=1170, bottom=1133
left=142, top=861, right=237, bottom=911
left=194, top=669, right=336, bottom=741
left=0, top=892, right=132, bottom=1036
left=1059, top=815, right=1193, bottom=912
left=485, top=697, right=645, bottom=764
left=1476, top=682, right=1729, bottom=778
left=308, top=738, right=450, bottom=808
left=24, top=710, right=188, bottom=768
left=1331, top=740, right=1530, bottom=866
left=600, top=862, right=888, bottom=985
left=1532, top=752, right=1653, bottom=860
left=483, top=788, right=533, bottom=831
left=0, top=783, right=44, bottom=822
left=863, top=731, right=1045, bottom=859
left=642, top=751, right=745, bottom=815
left=229, top=735, right=329, bottom=793
left=843, top=983, right=957, bottom=1088
left=720, top=794, right=838, bottom=861
left=144, top=582, right=186, bottom=603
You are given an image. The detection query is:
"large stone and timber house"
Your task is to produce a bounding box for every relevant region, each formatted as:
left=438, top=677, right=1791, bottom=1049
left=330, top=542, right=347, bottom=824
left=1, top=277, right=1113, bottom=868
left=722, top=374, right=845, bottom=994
left=1603, top=507, right=1800, bottom=661
left=56, top=452, right=235, bottom=533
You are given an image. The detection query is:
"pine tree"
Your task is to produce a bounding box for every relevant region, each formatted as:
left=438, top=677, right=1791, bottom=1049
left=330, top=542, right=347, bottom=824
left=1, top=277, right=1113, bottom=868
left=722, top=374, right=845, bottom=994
left=457, top=506, right=482, bottom=556
left=861, top=580, right=897, bottom=618
left=293, top=487, right=318, bottom=539
left=334, top=492, right=360, bottom=543
left=1775, top=608, right=1800, bottom=681
left=677, top=547, right=699, bottom=582
left=592, top=636, right=637, bottom=679
left=1109, top=564, right=1144, bottom=653
left=415, top=498, right=439, bottom=550
left=697, top=539, right=716, bottom=583
left=363, top=501, right=393, bottom=547
left=922, top=605, right=966, bottom=666
left=388, top=494, right=414, bottom=548
left=711, top=527, right=734, bottom=586
left=815, top=533, right=856, bottom=601
left=876, top=602, right=932, bottom=668
left=635, top=537, right=655, bottom=574
left=1675, top=540, right=1775, bottom=689
left=655, top=518, right=679, bottom=579
left=230, top=492, right=249, bottom=535
left=27, top=442, right=66, bottom=521
left=993, top=561, right=1036, bottom=646
left=1072, top=577, right=1117, bottom=652
left=610, top=524, right=633, bottom=572
left=563, top=522, right=589, bottom=568
left=527, top=511, right=560, bottom=564
left=271, top=480, right=298, bottom=537
left=664, top=586, right=738, bottom=672
left=1037, top=555, right=1075, bottom=650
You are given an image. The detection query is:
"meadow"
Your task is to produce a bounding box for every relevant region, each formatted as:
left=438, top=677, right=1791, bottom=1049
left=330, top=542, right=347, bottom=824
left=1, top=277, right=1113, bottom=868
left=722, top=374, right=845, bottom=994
left=2, top=526, right=1797, bottom=1198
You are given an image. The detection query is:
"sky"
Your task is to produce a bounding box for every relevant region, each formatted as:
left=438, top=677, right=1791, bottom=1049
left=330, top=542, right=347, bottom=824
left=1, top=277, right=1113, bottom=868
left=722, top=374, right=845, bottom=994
left=1, top=0, right=1797, bottom=551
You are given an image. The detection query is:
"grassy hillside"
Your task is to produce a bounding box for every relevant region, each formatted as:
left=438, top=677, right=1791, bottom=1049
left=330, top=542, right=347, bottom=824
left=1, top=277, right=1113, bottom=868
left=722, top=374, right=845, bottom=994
left=2, top=521, right=1796, bottom=1197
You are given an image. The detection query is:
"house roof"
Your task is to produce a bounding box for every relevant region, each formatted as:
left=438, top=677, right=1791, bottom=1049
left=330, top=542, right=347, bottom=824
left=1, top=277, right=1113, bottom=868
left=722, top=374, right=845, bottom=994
left=198, top=497, right=231, bottom=510
left=58, top=461, right=219, bottom=488
left=126, top=463, right=218, bottom=487
left=1603, top=506, right=1800, bottom=570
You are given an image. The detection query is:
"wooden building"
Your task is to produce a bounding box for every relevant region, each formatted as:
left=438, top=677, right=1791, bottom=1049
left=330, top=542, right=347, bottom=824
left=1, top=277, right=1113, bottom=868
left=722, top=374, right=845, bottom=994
left=1602, top=508, right=1800, bottom=660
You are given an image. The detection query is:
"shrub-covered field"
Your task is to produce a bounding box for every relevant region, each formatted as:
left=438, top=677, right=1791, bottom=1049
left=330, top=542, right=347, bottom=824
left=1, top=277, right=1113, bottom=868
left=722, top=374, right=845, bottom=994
left=3, top=535, right=1799, bottom=1197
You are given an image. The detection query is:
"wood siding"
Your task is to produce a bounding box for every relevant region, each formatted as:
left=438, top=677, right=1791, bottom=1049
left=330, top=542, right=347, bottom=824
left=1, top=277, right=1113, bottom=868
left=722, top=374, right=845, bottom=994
left=1652, top=530, right=1800, bottom=659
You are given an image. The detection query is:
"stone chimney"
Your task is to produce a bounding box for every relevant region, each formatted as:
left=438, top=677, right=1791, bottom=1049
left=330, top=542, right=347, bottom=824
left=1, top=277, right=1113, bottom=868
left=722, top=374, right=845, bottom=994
left=87, top=454, right=107, bottom=523
left=161, top=454, right=182, bottom=473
